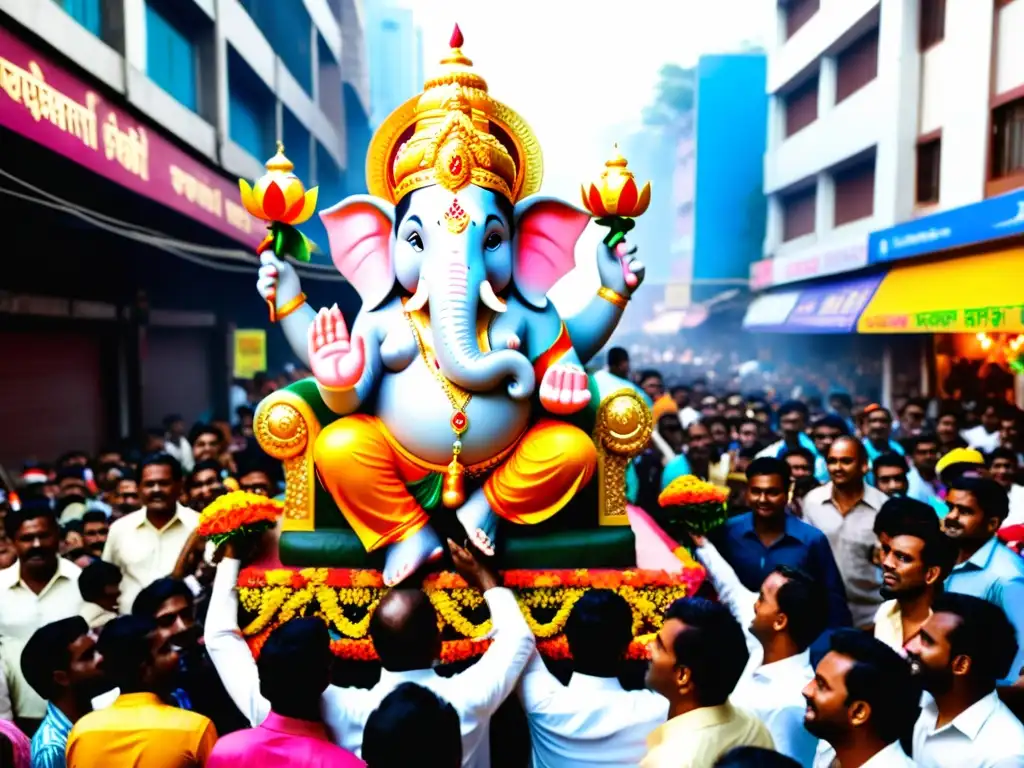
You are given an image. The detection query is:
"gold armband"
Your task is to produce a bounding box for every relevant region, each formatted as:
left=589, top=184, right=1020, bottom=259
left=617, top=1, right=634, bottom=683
left=271, top=292, right=307, bottom=322
left=597, top=286, right=629, bottom=310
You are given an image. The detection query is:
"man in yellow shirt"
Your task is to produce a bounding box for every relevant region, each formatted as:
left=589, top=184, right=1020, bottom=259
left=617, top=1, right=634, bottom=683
left=642, top=597, right=773, bottom=768
left=67, top=615, right=217, bottom=767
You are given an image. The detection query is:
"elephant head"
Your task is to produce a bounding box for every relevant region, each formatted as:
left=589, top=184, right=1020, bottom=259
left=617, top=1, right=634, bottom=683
left=319, top=185, right=590, bottom=399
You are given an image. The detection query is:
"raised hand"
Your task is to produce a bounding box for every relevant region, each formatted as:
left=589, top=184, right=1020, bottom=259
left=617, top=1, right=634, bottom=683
left=596, top=240, right=646, bottom=298
left=256, top=251, right=303, bottom=308
left=308, top=305, right=366, bottom=390
left=539, top=363, right=591, bottom=415
left=447, top=538, right=499, bottom=593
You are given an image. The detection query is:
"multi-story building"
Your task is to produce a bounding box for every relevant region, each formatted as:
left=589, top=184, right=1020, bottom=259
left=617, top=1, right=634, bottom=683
left=364, top=1, right=423, bottom=128
left=0, top=0, right=367, bottom=464
left=746, top=0, right=1024, bottom=404
left=642, top=54, right=767, bottom=338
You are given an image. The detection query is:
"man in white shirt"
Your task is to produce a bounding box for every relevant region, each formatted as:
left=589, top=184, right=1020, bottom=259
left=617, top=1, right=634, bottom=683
left=205, top=538, right=534, bottom=768
left=102, top=454, right=199, bottom=613
left=0, top=501, right=84, bottom=727
left=517, top=589, right=667, bottom=767
left=695, top=537, right=825, bottom=767
left=801, top=437, right=889, bottom=629
left=803, top=630, right=919, bottom=768
left=989, top=448, right=1024, bottom=529
left=906, top=592, right=1024, bottom=767
left=962, top=401, right=1004, bottom=455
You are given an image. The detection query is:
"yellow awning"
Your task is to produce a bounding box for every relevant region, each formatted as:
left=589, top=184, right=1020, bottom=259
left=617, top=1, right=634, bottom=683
left=858, top=248, right=1024, bottom=333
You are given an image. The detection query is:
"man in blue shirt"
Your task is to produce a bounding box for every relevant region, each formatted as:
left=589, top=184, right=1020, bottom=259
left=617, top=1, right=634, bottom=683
left=21, top=616, right=108, bottom=767
left=710, top=457, right=852, bottom=629
left=943, top=475, right=1024, bottom=685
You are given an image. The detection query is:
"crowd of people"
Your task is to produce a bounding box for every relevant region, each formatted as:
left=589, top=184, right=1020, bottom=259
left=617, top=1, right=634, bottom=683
left=0, top=352, right=1023, bottom=766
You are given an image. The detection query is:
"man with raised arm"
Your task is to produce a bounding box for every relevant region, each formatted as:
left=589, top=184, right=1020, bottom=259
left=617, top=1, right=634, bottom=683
left=205, top=537, right=534, bottom=768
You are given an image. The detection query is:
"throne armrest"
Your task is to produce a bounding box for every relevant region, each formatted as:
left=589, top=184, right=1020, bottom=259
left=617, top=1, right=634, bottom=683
left=592, top=388, right=653, bottom=526
left=253, top=388, right=323, bottom=533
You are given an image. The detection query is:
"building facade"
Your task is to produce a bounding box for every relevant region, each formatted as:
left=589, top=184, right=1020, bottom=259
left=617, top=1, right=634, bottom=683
left=746, top=0, right=1024, bottom=406
left=364, top=1, right=423, bottom=128
left=640, top=54, right=767, bottom=338
left=0, top=0, right=366, bottom=465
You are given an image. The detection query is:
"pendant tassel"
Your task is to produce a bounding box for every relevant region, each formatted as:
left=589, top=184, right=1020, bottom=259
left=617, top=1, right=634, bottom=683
left=443, top=458, right=465, bottom=508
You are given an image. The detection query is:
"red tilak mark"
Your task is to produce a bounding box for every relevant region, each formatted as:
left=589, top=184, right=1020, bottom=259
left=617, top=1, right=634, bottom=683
left=450, top=24, right=464, bottom=48
left=449, top=155, right=463, bottom=175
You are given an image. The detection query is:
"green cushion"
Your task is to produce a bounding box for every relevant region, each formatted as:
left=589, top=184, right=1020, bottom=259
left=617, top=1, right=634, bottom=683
left=279, top=526, right=636, bottom=569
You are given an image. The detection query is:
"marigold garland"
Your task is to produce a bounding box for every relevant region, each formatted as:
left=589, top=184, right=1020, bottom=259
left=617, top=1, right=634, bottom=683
left=235, top=566, right=703, bottom=662
left=197, top=491, right=282, bottom=547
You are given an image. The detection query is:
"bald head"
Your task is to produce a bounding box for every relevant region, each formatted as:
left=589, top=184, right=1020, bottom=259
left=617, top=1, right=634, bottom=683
left=826, top=435, right=868, bottom=488
left=370, top=589, right=440, bottom=671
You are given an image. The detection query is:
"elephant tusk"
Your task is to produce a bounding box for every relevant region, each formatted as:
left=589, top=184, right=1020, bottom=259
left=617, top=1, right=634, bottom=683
left=404, top=280, right=429, bottom=313
left=479, top=280, right=507, bottom=313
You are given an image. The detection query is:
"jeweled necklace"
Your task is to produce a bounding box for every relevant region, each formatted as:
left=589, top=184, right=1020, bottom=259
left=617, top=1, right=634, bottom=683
left=406, top=309, right=469, bottom=508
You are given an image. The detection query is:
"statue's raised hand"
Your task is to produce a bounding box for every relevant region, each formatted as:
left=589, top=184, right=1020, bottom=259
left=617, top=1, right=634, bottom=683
left=256, top=252, right=303, bottom=309
left=597, top=241, right=646, bottom=298
left=308, top=305, right=365, bottom=391
left=539, top=363, right=591, bottom=415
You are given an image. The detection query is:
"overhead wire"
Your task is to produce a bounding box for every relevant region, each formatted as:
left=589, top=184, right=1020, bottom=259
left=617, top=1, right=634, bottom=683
left=0, top=165, right=345, bottom=280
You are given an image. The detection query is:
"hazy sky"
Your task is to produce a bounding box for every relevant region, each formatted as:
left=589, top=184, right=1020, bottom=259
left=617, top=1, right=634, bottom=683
left=405, top=0, right=773, bottom=200
left=380, top=0, right=773, bottom=311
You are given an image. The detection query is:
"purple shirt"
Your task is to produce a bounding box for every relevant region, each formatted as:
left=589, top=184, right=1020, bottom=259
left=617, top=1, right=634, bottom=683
left=207, top=712, right=364, bottom=768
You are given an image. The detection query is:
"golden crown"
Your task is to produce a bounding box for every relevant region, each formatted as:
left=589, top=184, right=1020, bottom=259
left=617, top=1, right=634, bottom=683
left=366, top=24, right=543, bottom=204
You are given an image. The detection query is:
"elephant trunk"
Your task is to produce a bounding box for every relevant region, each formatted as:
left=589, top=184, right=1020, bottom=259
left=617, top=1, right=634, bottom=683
left=430, top=261, right=535, bottom=400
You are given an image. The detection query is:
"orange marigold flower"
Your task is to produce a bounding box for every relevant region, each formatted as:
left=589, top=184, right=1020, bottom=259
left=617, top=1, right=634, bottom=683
left=658, top=475, right=728, bottom=508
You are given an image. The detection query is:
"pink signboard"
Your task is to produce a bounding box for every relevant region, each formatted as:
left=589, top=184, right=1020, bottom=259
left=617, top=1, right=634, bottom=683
left=0, top=27, right=263, bottom=247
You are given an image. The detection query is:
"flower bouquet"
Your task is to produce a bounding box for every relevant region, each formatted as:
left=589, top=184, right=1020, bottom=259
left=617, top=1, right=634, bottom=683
left=197, top=491, right=282, bottom=549
left=657, top=475, right=728, bottom=536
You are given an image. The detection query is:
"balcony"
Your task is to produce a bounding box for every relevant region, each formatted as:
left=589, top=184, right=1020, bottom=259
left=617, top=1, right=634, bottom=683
left=765, top=78, right=881, bottom=194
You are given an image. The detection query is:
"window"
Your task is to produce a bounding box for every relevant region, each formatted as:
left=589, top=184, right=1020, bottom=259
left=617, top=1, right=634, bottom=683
left=833, top=157, right=876, bottom=225
left=228, top=48, right=274, bottom=159
left=916, top=139, right=942, bottom=203
left=784, top=0, right=820, bottom=39
left=282, top=110, right=312, bottom=183
left=836, top=29, right=879, bottom=103
left=782, top=187, right=816, bottom=241
left=919, top=0, right=946, bottom=49
left=242, top=0, right=314, bottom=94
left=784, top=77, right=819, bottom=137
left=61, top=0, right=102, bottom=36
left=992, top=97, right=1024, bottom=179
left=145, top=3, right=197, bottom=111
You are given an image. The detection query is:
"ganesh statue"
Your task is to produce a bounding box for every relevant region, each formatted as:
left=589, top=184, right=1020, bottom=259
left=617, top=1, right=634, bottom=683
left=247, top=26, right=665, bottom=588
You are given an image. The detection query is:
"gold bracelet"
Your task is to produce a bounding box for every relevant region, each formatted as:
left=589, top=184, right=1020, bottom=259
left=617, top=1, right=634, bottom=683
left=597, top=286, right=629, bottom=310
left=272, top=292, right=307, bottom=322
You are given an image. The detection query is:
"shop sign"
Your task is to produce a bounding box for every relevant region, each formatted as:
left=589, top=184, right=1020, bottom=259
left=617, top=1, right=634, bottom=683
left=868, top=189, right=1024, bottom=265
left=0, top=28, right=263, bottom=247
left=860, top=304, right=1024, bottom=333
left=784, top=274, right=882, bottom=332
left=233, top=329, right=267, bottom=379
left=749, top=242, right=869, bottom=289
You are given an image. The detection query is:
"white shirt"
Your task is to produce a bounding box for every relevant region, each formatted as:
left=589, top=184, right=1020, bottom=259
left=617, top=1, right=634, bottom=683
left=164, top=436, right=195, bottom=473
left=205, top=559, right=535, bottom=768
left=0, top=558, right=83, bottom=718
left=102, top=503, right=199, bottom=613
left=814, top=741, right=915, bottom=768
left=696, top=542, right=819, bottom=768
left=516, top=649, right=667, bottom=767
left=1003, top=485, right=1024, bottom=529
left=913, top=690, right=1024, bottom=768
left=963, top=425, right=1002, bottom=454
left=802, top=483, right=889, bottom=628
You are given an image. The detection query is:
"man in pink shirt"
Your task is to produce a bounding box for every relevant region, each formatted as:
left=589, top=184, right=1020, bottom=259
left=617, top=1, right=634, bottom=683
left=207, top=617, right=363, bottom=767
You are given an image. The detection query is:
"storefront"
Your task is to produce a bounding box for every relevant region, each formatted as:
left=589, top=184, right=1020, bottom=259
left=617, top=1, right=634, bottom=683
left=863, top=192, right=1024, bottom=405
left=0, top=20, right=347, bottom=462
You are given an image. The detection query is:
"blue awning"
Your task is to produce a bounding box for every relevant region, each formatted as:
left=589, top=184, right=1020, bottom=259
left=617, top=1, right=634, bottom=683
left=743, top=273, right=883, bottom=333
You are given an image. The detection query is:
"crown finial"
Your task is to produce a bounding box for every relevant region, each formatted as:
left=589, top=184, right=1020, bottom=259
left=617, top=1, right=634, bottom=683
left=450, top=23, right=464, bottom=49
left=265, top=142, right=294, bottom=173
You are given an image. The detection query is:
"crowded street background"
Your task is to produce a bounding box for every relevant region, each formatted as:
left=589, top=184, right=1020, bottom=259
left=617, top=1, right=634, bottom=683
left=4, top=0, right=1024, bottom=765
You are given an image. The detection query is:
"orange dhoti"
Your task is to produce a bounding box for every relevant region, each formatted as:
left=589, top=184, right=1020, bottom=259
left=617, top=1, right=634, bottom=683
left=313, top=414, right=597, bottom=552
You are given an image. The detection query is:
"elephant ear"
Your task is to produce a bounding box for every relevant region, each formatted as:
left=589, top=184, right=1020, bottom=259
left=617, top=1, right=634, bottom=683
left=512, top=196, right=592, bottom=309
left=319, top=195, right=396, bottom=310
